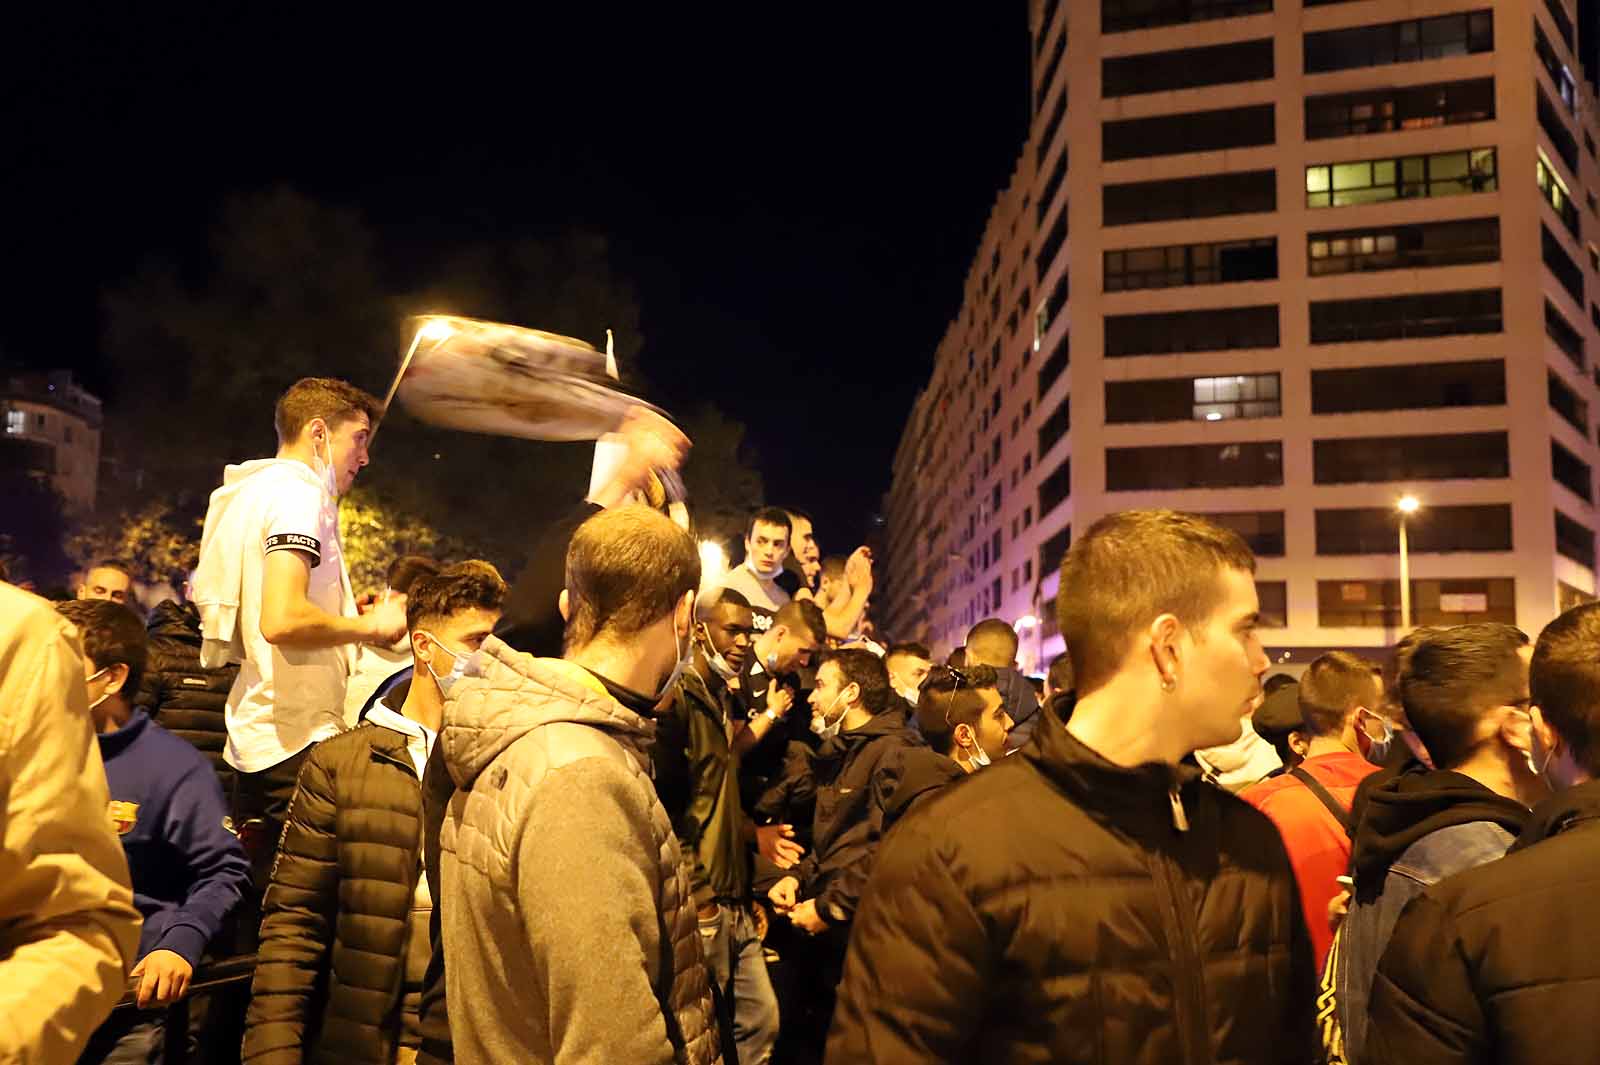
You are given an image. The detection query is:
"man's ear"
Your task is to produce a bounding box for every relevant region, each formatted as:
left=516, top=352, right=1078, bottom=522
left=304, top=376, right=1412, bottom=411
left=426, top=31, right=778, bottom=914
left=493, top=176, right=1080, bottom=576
left=1147, top=614, right=1183, bottom=688
left=1530, top=705, right=1562, bottom=760
left=1498, top=706, right=1535, bottom=756
left=102, top=662, right=132, bottom=697
left=558, top=589, right=570, bottom=622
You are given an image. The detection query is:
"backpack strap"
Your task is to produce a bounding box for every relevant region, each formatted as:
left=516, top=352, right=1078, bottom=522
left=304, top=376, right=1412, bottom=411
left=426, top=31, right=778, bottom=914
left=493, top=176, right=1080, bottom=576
left=1290, top=766, right=1354, bottom=837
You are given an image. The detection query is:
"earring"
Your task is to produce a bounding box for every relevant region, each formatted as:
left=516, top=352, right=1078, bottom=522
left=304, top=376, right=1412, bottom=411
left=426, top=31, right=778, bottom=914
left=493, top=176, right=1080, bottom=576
left=1161, top=677, right=1177, bottom=693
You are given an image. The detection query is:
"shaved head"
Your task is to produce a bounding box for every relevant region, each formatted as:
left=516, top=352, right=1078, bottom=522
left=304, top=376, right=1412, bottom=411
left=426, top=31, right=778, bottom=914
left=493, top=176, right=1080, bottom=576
left=965, top=618, right=1020, bottom=668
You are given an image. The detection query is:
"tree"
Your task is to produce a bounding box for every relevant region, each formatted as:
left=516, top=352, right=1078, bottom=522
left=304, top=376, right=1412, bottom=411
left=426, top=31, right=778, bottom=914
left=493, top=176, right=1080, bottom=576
left=679, top=403, right=764, bottom=548
left=338, top=485, right=478, bottom=594
left=64, top=502, right=198, bottom=589
left=0, top=468, right=73, bottom=587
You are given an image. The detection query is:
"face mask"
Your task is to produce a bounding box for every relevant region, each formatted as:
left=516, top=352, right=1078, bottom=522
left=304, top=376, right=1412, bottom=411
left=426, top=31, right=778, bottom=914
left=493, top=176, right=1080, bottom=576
left=1523, top=712, right=1557, bottom=782
left=656, top=620, right=695, bottom=700
left=747, top=555, right=784, bottom=581
left=417, top=631, right=472, bottom=696
left=811, top=691, right=846, bottom=741
left=698, top=626, right=740, bottom=683
left=86, top=666, right=112, bottom=712
left=313, top=425, right=341, bottom=499
left=897, top=686, right=921, bottom=706
left=1359, top=709, right=1394, bottom=767
left=960, top=729, right=992, bottom=769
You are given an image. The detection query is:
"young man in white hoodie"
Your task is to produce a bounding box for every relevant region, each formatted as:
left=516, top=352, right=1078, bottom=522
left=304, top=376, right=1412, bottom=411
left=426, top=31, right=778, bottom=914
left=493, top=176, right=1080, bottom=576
left=194, top=377, right=408, bottom=897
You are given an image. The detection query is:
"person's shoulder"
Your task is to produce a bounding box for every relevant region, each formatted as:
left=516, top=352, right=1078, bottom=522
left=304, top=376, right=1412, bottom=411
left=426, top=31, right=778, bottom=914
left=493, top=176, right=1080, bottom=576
left=0, top=581, right=72, bottom=646
left=1431, top=824, right=1599, bottom=915
left=142, top=718, right=227, bottom=780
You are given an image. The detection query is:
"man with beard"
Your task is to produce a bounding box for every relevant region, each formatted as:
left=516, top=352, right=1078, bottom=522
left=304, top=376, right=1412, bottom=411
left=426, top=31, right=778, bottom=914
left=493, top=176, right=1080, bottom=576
left=963, top=619, right=1042, bottom=751
left=654, top=590, right=799, bottom=1065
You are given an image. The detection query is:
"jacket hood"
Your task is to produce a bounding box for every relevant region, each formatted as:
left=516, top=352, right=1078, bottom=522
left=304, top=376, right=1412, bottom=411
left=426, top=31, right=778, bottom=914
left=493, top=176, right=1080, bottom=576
left=1352, top=768, right=1529, bottom=890
left=995, top=666, right=1041, bottom=725
left=146, top=599, right=201, bottom=643
left=882, top=747, right=967, bottom=825
left=1511, top=777, right=1600, bottom=853
left=438, top=635, right=656, bottom=790
left=222, top=457, right=320, bottom=488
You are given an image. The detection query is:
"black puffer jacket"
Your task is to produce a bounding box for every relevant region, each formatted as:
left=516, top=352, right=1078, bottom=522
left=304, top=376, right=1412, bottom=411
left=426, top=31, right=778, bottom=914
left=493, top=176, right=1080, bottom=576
left=135, top=599, right=237, bottom=794
left=826, top=701, right=1315, bottom=1065
left=1366, top=778, right=1600, bottom=1065
left=243, top=721, right=432, bottom=1065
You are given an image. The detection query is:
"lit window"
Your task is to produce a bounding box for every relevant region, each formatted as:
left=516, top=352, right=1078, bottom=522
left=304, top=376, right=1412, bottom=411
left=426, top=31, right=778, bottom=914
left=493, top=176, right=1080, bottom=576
left=1192, top=373, right=1281, bottom=421
left=4, top=410, right=23, bottom=434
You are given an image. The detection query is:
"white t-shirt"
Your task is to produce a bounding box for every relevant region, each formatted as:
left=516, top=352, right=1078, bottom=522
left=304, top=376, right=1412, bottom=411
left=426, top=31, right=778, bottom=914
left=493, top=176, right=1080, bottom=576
left=717, top=561, right=791, bottom=634
left=212, top=459, right=356, bottom=773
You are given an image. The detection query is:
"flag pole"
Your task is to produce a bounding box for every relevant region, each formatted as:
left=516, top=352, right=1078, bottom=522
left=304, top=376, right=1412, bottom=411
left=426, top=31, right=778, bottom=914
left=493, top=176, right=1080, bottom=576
left=372, top=319, right=453, bottom=446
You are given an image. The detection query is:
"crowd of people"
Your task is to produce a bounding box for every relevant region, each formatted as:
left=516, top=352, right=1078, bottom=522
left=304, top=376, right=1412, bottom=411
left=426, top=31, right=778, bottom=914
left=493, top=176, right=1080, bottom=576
left=7, top=375, right=1600, bottom=1064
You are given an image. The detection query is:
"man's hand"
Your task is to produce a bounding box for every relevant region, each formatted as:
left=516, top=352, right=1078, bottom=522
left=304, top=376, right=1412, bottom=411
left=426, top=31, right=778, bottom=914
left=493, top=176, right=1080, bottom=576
left=363, top=594, right=408, bottom=645
left=789, top=899, right=830, bottom=935
left=132, top=949, right=193, bottom=1008
left=768, top=876, right=800, bottom=913
left=592, top=405, right=692, bottom=508
left=1328, top=888, right=1351, bottom=931
left=844, top=546, right=874, bottom=589
left=767, top=683, right=793, bottom=719
left=757, top=823, right=804, bottom=869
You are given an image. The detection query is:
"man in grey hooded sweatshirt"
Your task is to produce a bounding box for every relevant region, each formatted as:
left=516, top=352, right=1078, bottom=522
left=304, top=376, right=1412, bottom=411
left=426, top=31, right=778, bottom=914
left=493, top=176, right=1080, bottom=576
left=437, top=504, right=722, bottom=1065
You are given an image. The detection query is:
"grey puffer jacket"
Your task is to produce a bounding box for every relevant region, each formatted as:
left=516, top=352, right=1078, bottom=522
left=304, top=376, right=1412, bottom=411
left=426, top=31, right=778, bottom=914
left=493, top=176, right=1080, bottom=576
left=437, top=637, right=721, bottom=1065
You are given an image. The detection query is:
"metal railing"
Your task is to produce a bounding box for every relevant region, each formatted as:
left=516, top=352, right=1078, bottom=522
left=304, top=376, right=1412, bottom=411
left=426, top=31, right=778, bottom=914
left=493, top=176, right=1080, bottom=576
left=110, top=954, right=257, bottom=1065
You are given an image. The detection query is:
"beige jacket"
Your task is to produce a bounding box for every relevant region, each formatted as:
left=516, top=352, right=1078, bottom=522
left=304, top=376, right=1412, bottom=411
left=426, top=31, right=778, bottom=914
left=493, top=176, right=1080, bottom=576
left=438, top=638, right=720, bottom=1065
left=0, top=582, right=142, bottom=1065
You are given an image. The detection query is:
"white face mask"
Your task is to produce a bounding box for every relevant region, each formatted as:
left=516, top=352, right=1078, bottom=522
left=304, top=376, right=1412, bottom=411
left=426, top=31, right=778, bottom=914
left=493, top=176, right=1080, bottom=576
left=747, top=555, right=784, bottom=581
left=313, top=426, right=341, bottom=499
left=86, top=666, right=113, bottom=712
left=698, top=626, right=740, bottom=683
left=416, top=631, right=472, bottom=696
left=962, top=731, right=993, bottom=769
left=658, top=618, right=693, bottom=700
left=811, top=690, right=847, bottom=741
left=897, top=686, right=921, bottom=706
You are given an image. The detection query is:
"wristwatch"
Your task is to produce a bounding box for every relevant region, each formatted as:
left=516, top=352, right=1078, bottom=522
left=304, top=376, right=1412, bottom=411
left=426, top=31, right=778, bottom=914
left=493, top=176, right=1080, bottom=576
left=761, top=708, right=781, bottom=724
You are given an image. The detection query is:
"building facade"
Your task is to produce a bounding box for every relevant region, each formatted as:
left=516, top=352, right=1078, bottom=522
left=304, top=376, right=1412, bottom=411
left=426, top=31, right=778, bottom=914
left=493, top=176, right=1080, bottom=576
left=1, top=370, right=103, bottom=510
left=883, top=0, right=1600, bottom=672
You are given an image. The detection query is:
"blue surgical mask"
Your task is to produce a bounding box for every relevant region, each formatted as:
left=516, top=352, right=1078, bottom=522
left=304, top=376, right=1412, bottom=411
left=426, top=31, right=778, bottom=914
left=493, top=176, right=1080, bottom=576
left=417, top=630, right=472, bottom=696
left=1358, top=708, right=1394, bottom=766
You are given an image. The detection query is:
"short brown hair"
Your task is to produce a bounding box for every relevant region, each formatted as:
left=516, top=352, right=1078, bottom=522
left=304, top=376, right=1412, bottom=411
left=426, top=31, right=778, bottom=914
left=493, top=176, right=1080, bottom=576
left=966, top=618, right=1020, bottom=667
left=564, top=505, right=700, bottom=651
left=274, top=377, right=382, bottom=446
left=56, top=599, right=148, bottom=697
left=1057, top=510, right=1256, bottom=693
left=772, top=598, right=827, bottom=646
left=386, top=556, right=441, bottom=597
left=1531, top=603, right=1600, bottom=775
left=1297, top=652, right=1380, bottom=738
left=916, top=664, right=1000, bottom=756
left=1401, top=623, right=1528, bottom=770
left=406, top=560, right=507, bottom=633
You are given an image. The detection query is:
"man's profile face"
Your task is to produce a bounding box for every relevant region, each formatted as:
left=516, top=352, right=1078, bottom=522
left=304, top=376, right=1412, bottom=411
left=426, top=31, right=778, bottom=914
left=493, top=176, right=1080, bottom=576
left=324, top=413, right=372, bottom=495
left=789, top=516, right=819, bottom=567
left=704, top=602, right=755, bottom=673
left=745, top=521, right=790, bottom=574
left=887, top=653, right=932, bottom=696
left=776, top=627, right=819, bottom=673
left=809, top=660, right=852, bottom=725
left=1180, top=566, right=1269, bottom=750
left=79, top=567, right=131, bottom=605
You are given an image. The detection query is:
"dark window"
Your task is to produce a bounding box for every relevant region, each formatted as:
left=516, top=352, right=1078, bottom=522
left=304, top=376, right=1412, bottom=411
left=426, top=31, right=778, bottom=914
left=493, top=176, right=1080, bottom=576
left=1256, top=581, right=1288, bottom=628
left=1194, top=510, right=1286, bottom=556
left=1556, top=510, right=1596, bottom=567
left=1539, top=86, right=1581, bottom=174
left=1105, top=304, right=1279, bottom=357
left=1103, top=38, right=1273, bottom=97
left=1305, top=77, right=1495, bottom=140
left=1304, top=10, right=1493, bottom=74
left=1107, top=441, right=1283, bottom=491
left=1038, top=395, right=1070, bottom=454
left=1106, top=372, right=1281, bottom=423
left=1039, top=525, right=1072, bottom=576
left=1038, top=271, right=1069, bottom=342
left=1105, top=237, right=1277, bottom=291
left=1101, top=0, right=1271, bottom=33
left=992, top=576, right=1004, bottom=605
left=1035, top=30, right=1067, bottom=113
left=1104, top=170, right=1275, bottom=227
left=1313, top=431, right=1509, bottom=483
left=1308, top=217, right=1499, bottom=276
left=1550, top=371, right=1589, bottom=434
left=1037, top=338, right=1069, bottom=398
left=1039, top=210, right=1068, bottom=277
left=1311, top=359, right=1504, bottom=413
left=1305, top=147, right=1498, bottom=208
left=1039, top=459, right=1072, bottom=516
left=992, top=530, right=1003, bottom=560
left=1316, top=504, right=1513, bottom=554
left=1309, top=288, right=1502, bottom=343
left=1535, top=19, right=1579, bottom=112
left=1538, top=151, right=1582, bottom=238
left=1544, top=225, right=1586, bottom=305
left=1544, top=0, right=1576, bottom=49
left=1103, top=104, right=1274, bottom=163
left=1317, top=578, right=1516, bottom=627
left=1037, top=148, right=1068, bottom=226
left=1038, top=92, right=1068, bottom=165
left=1553, top=439, right=1593, bottom=501
left=1547, top=301, right=1586, bottom=369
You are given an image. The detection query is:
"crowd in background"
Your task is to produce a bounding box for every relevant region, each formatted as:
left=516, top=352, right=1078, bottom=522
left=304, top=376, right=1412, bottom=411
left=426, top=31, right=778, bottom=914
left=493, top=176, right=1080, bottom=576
left=7, top=376, right=1600, bottom=1065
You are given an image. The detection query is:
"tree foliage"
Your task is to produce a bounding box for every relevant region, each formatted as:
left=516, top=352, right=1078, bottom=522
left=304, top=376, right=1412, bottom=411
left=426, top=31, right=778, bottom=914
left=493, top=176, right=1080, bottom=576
left=64, top=501, right=198, bottom=588
left=680, top=403, right=765, bottom=548
left=338, top=485, right=478, bottom=594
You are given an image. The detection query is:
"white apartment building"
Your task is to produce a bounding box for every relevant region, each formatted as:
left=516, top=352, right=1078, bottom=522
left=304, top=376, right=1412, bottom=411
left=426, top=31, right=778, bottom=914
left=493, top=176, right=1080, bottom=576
left=883, top=0, right=1600, bottom=673
left=1, top=370, right=103, bottom=510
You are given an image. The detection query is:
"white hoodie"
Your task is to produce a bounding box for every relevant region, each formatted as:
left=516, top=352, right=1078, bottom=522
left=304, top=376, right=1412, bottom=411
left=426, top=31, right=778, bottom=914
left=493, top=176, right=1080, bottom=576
left=194, top=458, right=355, bottom=772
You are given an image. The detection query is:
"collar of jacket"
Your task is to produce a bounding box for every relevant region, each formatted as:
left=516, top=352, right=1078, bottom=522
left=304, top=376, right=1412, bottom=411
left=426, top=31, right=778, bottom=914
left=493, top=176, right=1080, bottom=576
left=96, top=708, right=153, bottom=759
left=1513, top=777, right=1600, bottom=852
left=147, top=599, right=201, bottom=643
left=1021, top=696, right=1203, bottom=831
left=817, top=706, right=911, bottom=758
left=360, top=719, right=421, bottom=778
left=439, top=637, right=658, bottom=791
left=680, top=663, right=734, bottom=723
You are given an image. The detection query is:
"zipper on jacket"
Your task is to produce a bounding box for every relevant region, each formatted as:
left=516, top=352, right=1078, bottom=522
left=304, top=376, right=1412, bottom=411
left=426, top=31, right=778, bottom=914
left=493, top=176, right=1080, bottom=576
left=1153, top=845, right=1212, bottom=1065
left=1168, top=786, right=1189, bottom=832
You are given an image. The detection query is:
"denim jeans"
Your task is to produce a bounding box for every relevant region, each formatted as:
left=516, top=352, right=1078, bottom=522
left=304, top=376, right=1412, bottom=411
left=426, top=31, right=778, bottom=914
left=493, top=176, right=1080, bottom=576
left=701, top=903, right=780, bottom=1065
left=79, top=1012, right=164, bottom=1065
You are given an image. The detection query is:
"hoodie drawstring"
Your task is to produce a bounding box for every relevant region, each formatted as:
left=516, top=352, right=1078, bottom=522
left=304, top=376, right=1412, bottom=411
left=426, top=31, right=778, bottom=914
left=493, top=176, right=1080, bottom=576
left=1169, top=786, right=1190, bottom=832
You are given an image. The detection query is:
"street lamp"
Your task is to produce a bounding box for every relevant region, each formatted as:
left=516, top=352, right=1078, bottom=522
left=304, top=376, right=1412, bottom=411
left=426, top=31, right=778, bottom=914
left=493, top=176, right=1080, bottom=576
left=1015, top=614, right=1041, bottom=674
left=1397, top=496, right=1420, bottom=631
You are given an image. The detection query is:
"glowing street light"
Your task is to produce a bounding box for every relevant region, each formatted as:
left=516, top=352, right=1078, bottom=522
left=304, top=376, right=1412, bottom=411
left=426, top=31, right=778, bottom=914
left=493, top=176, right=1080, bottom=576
left=1396, top=496, right=1422, bottom=631
left=1015, top=614, right=1040, bottom=631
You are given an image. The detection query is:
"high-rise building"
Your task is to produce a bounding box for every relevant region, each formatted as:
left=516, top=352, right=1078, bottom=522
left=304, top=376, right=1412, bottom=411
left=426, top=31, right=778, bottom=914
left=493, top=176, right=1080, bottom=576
left=883, top=0, right=1600, bottom=673
left=1, top=370, right=103, bottom=510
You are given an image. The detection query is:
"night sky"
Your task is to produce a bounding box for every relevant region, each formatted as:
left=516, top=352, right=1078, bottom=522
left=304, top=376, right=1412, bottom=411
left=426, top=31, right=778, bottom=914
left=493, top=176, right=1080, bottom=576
left=1, top=9, right=1032, bottom=550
